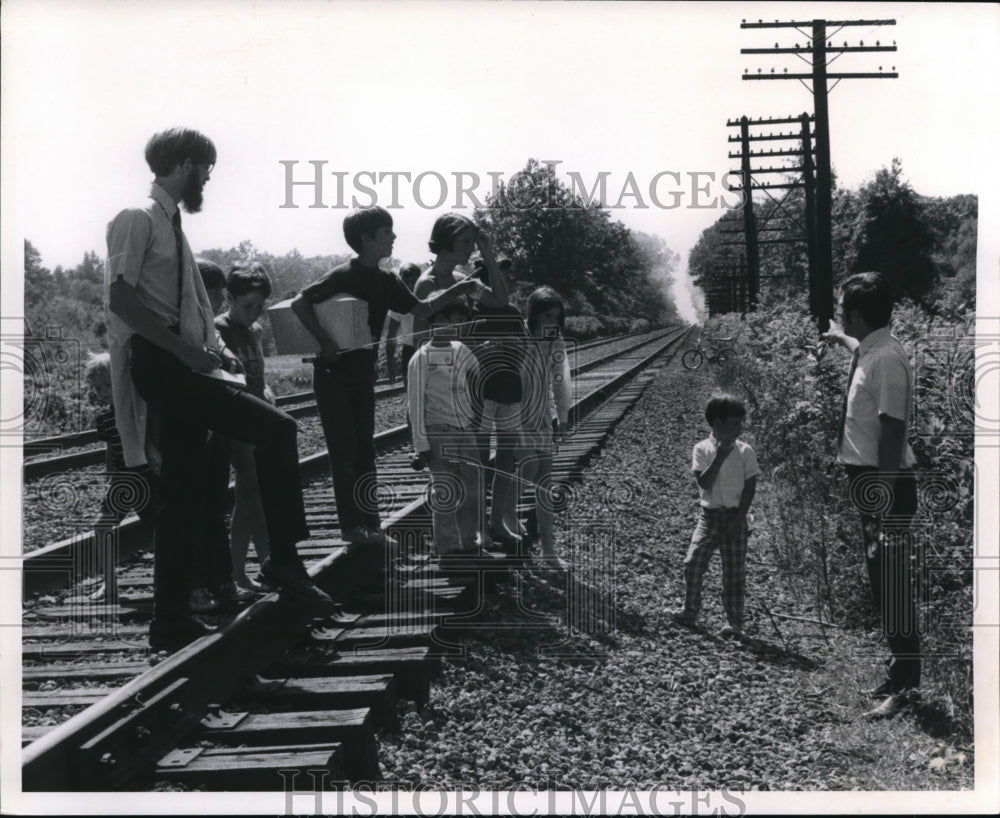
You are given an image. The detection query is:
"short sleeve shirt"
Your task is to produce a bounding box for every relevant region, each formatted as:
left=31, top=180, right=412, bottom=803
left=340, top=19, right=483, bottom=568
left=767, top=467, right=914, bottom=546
left=692, top=436, right=759, bottom=508
left=301, top=259, right=419, bottom=375
left=838, top=327, right=916, bottom=468
left=216, top=315, right=266, bottom=399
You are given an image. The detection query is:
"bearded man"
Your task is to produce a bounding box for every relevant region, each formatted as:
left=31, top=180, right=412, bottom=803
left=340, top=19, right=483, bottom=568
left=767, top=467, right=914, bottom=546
left=105, top=128, right=335, bottom=652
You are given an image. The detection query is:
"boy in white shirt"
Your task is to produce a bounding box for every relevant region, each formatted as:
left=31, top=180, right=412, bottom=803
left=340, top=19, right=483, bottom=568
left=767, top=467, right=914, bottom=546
left=407, top=295, right=482, bottom=558
left=671, top=394, right=759, bottom=636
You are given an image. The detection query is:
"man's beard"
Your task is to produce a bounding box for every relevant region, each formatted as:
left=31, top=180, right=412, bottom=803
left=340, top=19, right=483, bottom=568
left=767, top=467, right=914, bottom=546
left=180, top=168, right=205, bottom=213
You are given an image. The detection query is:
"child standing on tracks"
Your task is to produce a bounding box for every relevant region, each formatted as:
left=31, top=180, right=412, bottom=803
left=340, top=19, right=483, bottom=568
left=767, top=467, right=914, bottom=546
left=407, top=295, right=482, bottom=558
left=216, top=261, right=275, bottom=592
left=187, top=259, right=259, bottom=612
left=86, top=351, right=160, bottom=526
left=517, top=287, right=572, bottom=569
left=670, top=394, right=758, bottom=636
left=291, top=207, right=486, bottom=548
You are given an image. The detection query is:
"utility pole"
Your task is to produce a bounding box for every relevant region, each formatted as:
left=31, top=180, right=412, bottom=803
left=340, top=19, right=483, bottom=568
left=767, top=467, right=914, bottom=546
left=741, top=17, right=897, bottom=331
left=739, top=117, right=760, bottom=310
left=801, top=112, right=818, bottom=319
left=722, top=114, right=812, bottom=309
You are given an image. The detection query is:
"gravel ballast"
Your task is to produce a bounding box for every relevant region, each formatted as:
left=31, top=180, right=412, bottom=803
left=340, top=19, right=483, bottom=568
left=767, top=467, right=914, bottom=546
left=377, top=354, right=973, bottom=792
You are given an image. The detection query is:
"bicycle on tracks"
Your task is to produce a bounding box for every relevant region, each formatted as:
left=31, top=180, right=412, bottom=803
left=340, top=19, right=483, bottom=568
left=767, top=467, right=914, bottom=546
left=681, top=330, right=736, bottom=371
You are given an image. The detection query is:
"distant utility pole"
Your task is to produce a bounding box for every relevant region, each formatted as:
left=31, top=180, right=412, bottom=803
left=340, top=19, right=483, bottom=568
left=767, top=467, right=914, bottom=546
left=723, top=114, right=814, bottom=311
left=741, top=17, right=897, bottom=331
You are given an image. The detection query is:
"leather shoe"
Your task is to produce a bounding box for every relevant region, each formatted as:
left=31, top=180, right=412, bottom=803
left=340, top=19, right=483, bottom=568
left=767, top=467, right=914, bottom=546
left=149, top=615, right=216, bottom=652
left=259, top=558, right=337, bottom=610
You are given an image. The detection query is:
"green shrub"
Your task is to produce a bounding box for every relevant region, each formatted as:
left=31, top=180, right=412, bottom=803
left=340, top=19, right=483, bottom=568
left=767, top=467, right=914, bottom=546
left=564, top=316, right=602, bottom=340
left=721, top=297, right=973, bottom=736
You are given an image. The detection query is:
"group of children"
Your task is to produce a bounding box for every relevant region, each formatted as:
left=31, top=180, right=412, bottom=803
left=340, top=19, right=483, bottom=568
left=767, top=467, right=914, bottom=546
left=90, top=200, right=759, bottom=637
left=290, top=207, right=573, bottom=569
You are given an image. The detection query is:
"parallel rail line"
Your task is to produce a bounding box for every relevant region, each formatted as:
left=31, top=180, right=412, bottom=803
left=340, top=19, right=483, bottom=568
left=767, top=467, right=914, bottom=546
left=21, top=327, right=690, bottom=791
left=22, top=332, right=639, bottom=480
left=22, top=329, right=682, bottom=594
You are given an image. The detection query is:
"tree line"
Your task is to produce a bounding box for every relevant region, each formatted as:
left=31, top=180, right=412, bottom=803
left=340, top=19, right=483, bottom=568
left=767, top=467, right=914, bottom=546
left=688, top=158, right=976, bottom=319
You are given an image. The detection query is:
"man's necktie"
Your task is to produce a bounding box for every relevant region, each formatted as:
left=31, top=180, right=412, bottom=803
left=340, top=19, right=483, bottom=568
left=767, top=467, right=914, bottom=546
left=172, top=210, right=185, bottom=304
left=837, top=348, right=860, bottom=447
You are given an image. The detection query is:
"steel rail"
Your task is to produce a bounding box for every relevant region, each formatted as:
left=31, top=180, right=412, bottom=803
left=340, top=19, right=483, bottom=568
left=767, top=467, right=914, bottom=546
left=21, top=327, right=690, bottom=790
left=21, top=330, right=656, bottom=480
left=22, top=328, right=685, bottom=594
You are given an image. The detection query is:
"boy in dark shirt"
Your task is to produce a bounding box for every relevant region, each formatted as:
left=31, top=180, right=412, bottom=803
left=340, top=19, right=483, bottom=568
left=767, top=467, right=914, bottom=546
left=291, top=206, right=486, bottom=547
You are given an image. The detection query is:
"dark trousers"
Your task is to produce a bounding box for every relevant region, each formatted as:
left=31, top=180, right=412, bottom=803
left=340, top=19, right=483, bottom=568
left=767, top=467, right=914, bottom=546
left=400, top=345, right=416, bottom=389
left=845, top=466, right=921, bottom=692
left=130, top=336, right=309, bottom=618
left=313, top=366, right=380, bottom=534
left=189, top=432, right=233, bottom=590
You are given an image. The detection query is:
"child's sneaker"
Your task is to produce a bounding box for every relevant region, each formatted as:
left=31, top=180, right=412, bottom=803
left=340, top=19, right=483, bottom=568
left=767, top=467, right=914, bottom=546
left=214, top=579, right=260, bottom=609
left=189, top=587, right=220, bottom=613
left=718, top=623, right=743, bottom=638
left=669, top=608, right=696, bottom=626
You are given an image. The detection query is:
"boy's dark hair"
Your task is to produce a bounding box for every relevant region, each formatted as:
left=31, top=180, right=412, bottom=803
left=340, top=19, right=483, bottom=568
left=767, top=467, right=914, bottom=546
left=426, top=290, right=471, bottom=324
left=840, top=271, right=894, bottom=329
left=497, top=257, right=512, bottom=272
left=145, top=128, right=216, bottom=177
left=196, top=258, right=226, bottom=291
left=343, top=206, right=393, bottom=253
left=226, top=260, right=273, bottom=298
left=525, top=286, right=566, bottom=335
left=428, top=213, right=476, bottom=254
left=399, top=262, right=421, bottom=286
left=705, top=393, right=746, bottom=425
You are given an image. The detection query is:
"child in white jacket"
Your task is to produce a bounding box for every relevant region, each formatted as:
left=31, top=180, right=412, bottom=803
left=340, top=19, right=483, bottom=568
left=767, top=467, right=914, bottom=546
left=407, top=296, right=482, bottom=557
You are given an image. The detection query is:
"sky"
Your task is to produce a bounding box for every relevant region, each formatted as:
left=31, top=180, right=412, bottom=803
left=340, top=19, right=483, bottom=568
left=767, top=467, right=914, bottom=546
left=3, top=0, right=998, bottom=324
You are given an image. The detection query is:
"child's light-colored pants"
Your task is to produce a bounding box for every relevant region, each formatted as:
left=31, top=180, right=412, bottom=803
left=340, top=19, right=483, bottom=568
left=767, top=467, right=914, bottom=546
left=427, top=426, right=481, bottom=555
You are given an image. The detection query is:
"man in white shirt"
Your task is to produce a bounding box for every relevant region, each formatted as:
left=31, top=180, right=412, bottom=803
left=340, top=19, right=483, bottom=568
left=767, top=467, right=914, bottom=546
left=823, top=271, right=920, bottom=718
left=105, top=128, right=335, bottom=651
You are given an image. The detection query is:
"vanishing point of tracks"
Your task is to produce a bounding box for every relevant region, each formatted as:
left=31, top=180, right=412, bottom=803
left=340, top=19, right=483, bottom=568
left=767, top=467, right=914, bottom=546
left=20, top=326, right=690, bottom=791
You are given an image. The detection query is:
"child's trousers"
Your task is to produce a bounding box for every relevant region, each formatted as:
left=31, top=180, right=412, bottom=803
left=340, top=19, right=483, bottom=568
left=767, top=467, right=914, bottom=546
left=427, top=427, right=481, bottom=555
left=682, top=507, right=748, bottom=628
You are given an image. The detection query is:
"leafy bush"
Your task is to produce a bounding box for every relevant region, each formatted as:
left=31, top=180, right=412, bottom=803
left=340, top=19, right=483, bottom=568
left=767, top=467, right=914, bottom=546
left=721, top=297, right=973, bottom=736
left=564, top=315, right=602, bottom=340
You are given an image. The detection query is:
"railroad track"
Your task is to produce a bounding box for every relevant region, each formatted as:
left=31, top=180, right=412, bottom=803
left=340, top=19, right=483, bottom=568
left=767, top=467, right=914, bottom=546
left=21, top=326, right=690, bottom=791
left=22, top=329, right=683, bottom=593
left=22, top=332, right=638, bottom=481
